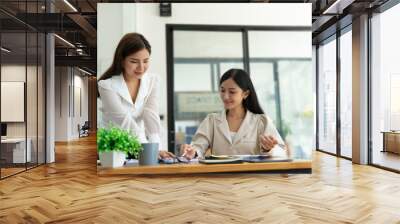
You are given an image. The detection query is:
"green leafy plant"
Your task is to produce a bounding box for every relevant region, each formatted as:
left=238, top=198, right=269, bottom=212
left=97, top=125, right=142, bottom=159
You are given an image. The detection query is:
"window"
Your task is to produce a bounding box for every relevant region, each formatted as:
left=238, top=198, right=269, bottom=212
left=371, top=3, right=400, bottom=171
left=339, top=28, right=352, bottom=158
left=168, top=26, right=313, bottom=158
left=248, top=31, right=313, bottom=158
left=317, top=36, right=337, bottom=155
left=171, top=30, right=243, bottom=153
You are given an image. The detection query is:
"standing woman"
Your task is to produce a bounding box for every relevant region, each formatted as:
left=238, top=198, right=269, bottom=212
left=98, top=33, right=173, bottom=159
left=181, top=68, right=286, bottom=159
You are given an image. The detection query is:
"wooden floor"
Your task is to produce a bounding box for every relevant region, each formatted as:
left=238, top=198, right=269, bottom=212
left=1, top=163, right=45, bottom=178
left=0, top=167, right=26, bottom=178
left=1, top=135, right=400, bottom=223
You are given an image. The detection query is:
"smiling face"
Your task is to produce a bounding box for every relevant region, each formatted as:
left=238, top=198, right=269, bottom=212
left=219, top=78, right=249, bottom=110
left=121, top=48, right=150, bottom=80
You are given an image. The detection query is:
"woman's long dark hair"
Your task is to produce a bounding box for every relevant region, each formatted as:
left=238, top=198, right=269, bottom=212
left=98, top=33, right=151, bottom=82
left=219, top=68, right=264, bottom=114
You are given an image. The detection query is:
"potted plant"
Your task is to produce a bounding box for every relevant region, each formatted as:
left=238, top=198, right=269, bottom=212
left=97, top=125, right=142, bottom=168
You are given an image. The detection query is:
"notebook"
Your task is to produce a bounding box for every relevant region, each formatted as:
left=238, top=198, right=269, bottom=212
left=199, top=155, right=243, bottom=164
left=199, top=155, right=292, bottom=164
left=239, top=155, right=292, bottom=163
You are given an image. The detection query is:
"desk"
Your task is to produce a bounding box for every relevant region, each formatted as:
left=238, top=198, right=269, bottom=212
left=97, top=159, right=312, bottom=176
left=1, top=138, right=31, bottom=163
left=382, top=131, right=400, bottom=154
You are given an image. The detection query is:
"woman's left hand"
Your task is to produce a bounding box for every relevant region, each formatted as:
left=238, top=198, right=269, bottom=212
left=158, top=150, right=176, bottom=159
left=259, top=134, right=278, bottom=152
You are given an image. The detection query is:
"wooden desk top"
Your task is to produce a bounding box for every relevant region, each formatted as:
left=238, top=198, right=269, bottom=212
left=381, top=131, right=400, bottom=134
left=1, top=138, right=27, bottom=143
left=97, top=159, right=312, bottom=176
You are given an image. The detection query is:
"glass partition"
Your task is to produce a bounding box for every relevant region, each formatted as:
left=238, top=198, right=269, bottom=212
left=248, top=30, right=313, bottom=159
left=371, top=4, right=400, bottom=171
left=172, top=30, right=243, bottom=154
left=317, top=36, right=337, bottom=155
left=1, top=31, right=28, bottom=178
left=0, top=1, right=46, bottom=178
left=339, top=29, right=352, bottom=158
left=169, top=27, right=313, bottom=159
left=250, top=62, right=276, bottom=122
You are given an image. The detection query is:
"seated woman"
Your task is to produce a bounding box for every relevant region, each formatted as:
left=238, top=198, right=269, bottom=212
left=181, top=68, right=286, bottom=159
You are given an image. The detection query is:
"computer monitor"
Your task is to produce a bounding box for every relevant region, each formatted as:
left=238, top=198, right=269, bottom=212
left=1, top=123, right=7, bottom=137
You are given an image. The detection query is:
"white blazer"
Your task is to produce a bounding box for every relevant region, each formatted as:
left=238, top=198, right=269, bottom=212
left=98, top=73, right=161, bottom=149
left=191, top=110, right=286, bottom=158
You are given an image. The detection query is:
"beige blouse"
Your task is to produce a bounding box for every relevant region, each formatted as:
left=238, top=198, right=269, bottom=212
left=191, top=110, right=286, bottom=158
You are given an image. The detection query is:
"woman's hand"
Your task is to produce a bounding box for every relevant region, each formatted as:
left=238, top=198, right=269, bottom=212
left=259, top=134, right=278, bottom=152
left=158, top=150, right=176, bottom=160
left=180, top=144, right=196, bottom=160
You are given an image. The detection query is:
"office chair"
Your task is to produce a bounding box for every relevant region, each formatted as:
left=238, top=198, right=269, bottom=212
left=79, top=121, right=90, bottom=138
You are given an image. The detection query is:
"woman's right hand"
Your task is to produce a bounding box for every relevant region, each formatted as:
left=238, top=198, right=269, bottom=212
left=180, top=144, right=196, bottom=160
left=259, top=134, right=278, bottom=152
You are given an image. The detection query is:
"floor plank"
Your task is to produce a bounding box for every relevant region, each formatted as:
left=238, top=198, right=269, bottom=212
left=0, top=135, right=399, bottom=223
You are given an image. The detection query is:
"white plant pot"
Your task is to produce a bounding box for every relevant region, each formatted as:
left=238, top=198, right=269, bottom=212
left=125, top=159, right=139, bottom=167
left=99, top=151, right=126, bottom=168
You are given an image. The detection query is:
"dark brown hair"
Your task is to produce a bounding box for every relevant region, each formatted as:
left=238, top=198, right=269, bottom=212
left=220, top=69, right=264, bottom=114
left=98, top=33, right=151, bottom=82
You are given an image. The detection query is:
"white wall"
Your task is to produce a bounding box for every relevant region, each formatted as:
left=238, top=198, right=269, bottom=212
left=1, top=65, right=35, bottom=137
left=77, top=74, right=89, bottom=125
left=97, top=3, right=136, bottom=77
left=72, top=73, right=89, bottom=138
left=55, top=67, right=68, bottom=141
left=2, top=64, right=46, bottom=164
left=98, top=3, right=311, bottom=150
left=55, top=67, right=89, bottom=141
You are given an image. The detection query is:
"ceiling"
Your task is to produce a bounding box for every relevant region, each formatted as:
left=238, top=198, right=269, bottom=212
left=311, top=0, right=391, bottom=44
left=1, top=0, right=98, bottom=74
left=0, top=0, right=394, bottom=74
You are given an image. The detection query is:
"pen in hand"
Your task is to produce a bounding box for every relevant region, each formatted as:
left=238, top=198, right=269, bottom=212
left=181, top=144, right=194, bottom=160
